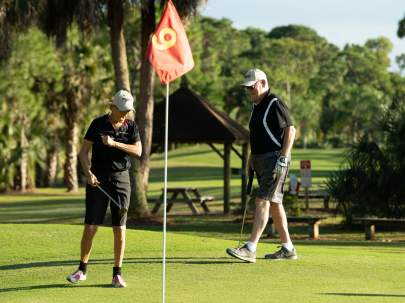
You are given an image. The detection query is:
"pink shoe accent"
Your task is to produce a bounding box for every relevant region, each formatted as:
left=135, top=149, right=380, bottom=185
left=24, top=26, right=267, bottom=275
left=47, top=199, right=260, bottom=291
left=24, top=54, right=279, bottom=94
left=67, top=270, right=86, bottom=283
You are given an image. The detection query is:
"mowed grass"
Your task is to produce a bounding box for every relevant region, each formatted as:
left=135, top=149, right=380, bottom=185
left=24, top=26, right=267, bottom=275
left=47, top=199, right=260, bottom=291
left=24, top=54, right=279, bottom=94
left=147, top=145, right=345, bottom=200
left=2, top=146, right=405, bottom=302
left=0, top=145, right=344, bottom=218
left=1, top=224, right=405, bottom=303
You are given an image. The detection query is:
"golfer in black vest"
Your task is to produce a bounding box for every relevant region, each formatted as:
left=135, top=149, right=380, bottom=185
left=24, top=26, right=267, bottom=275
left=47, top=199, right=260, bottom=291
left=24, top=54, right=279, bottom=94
left=226, top=69, right=297, bottom=263
left=67, top=90, right=142, bottom=287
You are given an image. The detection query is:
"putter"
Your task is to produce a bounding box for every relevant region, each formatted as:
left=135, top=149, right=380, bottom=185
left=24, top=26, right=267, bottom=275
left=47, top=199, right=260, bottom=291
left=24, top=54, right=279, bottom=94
left=96, top=184, right=128, bottom=215
left=238, top=168, right=254, bottom=247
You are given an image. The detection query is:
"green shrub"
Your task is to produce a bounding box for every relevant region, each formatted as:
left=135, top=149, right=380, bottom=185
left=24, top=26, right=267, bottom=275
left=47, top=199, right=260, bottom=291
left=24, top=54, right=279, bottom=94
left=283, top=193, right=302, bottom=216
left=327, top=109, right=405, bottom=222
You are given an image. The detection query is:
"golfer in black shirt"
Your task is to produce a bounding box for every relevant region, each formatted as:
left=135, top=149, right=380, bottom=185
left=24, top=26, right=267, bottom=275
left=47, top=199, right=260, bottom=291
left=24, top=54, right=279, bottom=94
left=227, top=69, right=297, bottom=263
left=67, top=90, right=142, bottom=287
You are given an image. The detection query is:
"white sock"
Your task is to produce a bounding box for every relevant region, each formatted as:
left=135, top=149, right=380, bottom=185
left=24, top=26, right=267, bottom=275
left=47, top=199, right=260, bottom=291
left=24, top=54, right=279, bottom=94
left=246, top=241, right=257, bottom=252
left=282, top=242, right=294, bottom=251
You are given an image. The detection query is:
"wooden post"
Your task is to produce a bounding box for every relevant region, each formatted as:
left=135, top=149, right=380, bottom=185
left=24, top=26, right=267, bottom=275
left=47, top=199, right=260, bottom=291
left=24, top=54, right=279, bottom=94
left=309, top=221, right=320, bottom=239
left=223, top=143, right=231, bottom=214
left=365, top=223, right=375, bottom=240
left=241, top=144, right=248, bottom=210
left=305, top=187, right=309, bottom=210
left=323, top=195, right=330, bottom=210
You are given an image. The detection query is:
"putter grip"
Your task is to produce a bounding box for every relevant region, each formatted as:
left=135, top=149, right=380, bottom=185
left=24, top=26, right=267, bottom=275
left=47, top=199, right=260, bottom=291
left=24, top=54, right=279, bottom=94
left=247, top=168, right=254, bottom=195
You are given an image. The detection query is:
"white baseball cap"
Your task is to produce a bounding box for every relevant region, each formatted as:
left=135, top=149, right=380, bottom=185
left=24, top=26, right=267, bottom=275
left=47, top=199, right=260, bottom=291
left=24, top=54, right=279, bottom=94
left=241, top=68, right=267, bottom=87
left=111, top=90, right=135, bottom=111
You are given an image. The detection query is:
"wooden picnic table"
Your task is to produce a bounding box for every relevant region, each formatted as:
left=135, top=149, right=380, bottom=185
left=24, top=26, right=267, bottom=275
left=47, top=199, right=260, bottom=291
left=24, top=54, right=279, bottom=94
left=151, top=187, right=214, bottom=215
left=298, top=189, right=331, bottom=209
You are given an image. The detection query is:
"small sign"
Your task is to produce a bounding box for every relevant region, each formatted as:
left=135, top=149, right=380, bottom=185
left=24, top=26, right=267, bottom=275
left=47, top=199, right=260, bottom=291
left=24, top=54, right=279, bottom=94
left=300, top=160, right=312, bottom=187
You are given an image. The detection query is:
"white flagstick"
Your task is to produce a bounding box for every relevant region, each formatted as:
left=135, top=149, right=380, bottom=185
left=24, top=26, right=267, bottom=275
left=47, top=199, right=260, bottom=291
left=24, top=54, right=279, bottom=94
left=162, top=82, right=169, bottom=303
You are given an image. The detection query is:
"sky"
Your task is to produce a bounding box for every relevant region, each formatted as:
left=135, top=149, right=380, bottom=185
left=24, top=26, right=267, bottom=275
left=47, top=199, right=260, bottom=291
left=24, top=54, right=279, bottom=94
left=201, top=0, right=404, bottom=70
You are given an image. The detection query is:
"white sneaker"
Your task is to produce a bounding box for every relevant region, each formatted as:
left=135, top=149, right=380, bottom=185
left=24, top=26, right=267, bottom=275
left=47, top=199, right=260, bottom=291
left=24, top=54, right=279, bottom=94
left=112, top=274, right=127, bottom=288
left=66, top=270, right=87, bottom=283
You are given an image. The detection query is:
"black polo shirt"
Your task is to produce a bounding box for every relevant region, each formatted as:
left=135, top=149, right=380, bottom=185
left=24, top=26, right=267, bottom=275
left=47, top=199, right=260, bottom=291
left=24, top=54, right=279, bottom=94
left=84, top=114, right=141, bottom=174
left=249, top=92, right=293, bottom=154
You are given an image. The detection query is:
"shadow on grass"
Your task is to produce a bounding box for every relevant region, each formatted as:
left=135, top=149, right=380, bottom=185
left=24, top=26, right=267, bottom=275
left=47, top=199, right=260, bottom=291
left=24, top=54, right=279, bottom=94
left=0, top=198, right=85, bottom=224
left=129, top=218, right=405, bottom=247
left=147, top=185, right=242, bottom=199
left=0, top=257, right=240, bottom=271
left=0, top=283, right=114, bottom=293
left=0, top=215, right=84, bottom=224
left=292, top=240, right=405, bottom=247
left=125, top=257, right=239, bottom=265
left=0, top=260, right=82, bottom=270
left=149, top=166, right=223, bottom=183
left=0, top=198, right=83, bottom=209
left=129, top=221, right=240, bottom=235
left=151, top=148, right=212, bottom=161
left=149, top=166, right=334, bottom=183
left=320, top=293, right=405, bottom=298
left=0, top=190, right=83, bottom=198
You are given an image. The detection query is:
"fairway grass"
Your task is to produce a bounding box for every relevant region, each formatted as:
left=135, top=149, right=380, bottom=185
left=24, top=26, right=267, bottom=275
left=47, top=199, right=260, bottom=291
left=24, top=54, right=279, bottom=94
left=148, top=145, right=346, bottom=199
left=2, top=147, right=404, bottom=302
left=1, top=224, right=404, bottom=303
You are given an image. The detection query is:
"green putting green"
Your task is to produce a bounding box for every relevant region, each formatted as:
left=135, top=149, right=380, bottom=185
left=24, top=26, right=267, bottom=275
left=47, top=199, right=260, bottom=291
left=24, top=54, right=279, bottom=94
left=1, top=146, right=403, bottom=302
left=1, top=224, right=404, bottom=303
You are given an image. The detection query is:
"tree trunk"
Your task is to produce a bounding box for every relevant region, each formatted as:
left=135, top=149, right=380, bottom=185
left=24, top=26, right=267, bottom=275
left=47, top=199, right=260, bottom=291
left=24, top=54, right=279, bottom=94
left=45, top=146, right=58, bottom=187
left=137, top=0, right=155, bottom=190
left=108, top=0, right=150, bottom=218
left=35, top=162, right=44, bottom=187
left=19, top=118, right=28, bottom=192
left=128, top=157, right=150, bottom=217
left=64, top=98, right=79, bottom=192
left=108, top=0, right=130, bottom=90
left=44, top=87, right=60, bottom=188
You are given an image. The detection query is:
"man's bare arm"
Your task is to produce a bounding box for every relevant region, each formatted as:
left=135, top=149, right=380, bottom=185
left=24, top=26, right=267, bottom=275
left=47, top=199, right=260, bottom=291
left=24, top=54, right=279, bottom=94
left=280, top=126, right=296, bottom=157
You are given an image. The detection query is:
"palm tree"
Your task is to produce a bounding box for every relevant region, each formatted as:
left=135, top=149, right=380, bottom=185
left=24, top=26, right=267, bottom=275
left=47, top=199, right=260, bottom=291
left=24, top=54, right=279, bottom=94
left=1, top=0, right=206, bottom=215
left=0, top=0, right=96, bottom=192
left=398, top=14, right=405, bottom=38
left=136, top=0, right=155, bottom=191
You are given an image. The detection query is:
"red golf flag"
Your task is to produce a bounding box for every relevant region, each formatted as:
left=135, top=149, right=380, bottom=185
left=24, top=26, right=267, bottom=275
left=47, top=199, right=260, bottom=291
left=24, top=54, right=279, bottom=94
left=147, top=0, right=194, bottom=84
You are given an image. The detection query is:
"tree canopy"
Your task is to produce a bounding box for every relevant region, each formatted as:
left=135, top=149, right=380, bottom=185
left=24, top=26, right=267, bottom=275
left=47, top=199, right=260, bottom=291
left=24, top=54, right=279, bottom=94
left=0, top=5, right=404, bottom=193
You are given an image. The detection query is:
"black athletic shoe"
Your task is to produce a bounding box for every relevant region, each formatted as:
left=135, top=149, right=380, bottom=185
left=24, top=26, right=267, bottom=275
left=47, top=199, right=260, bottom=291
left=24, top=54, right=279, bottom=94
left=264, top=246, right=297, bottom=260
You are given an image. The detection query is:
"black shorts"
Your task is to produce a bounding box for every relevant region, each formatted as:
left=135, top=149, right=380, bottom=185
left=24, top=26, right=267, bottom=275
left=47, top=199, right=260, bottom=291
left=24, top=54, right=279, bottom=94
left=252, top=151, right=290, bottom=203
left=85, top=170, right=131, bottom=226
